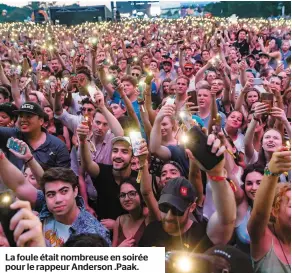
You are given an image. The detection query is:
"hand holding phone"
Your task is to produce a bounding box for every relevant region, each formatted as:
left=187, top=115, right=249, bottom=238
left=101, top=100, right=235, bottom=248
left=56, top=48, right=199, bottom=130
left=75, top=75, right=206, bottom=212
left=185, top=127, right=224, bottom=171
left=129, top=132, right=143, bottom=157
left=7, top=138, right=27, bottom=155
left=260, top=93, right=274, bottom=112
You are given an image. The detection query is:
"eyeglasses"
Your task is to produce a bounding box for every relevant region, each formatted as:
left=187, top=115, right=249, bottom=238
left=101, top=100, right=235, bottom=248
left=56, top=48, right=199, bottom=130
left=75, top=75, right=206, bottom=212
left=119, top=190, right=137, bottom=200
left=81, top=107, right=94, bottom=112
left=159, top=203, right=185, bottom=216
left=132, top=73, right=140, bottom=77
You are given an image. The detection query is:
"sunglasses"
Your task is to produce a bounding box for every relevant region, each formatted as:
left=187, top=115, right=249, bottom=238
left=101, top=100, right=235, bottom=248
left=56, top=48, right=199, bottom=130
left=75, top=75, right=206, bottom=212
left=185, top=68, right=193, bottom=71
left=131, top=73, right=140, bottom=77
left=81, top=107, right=94, bottom=112
left=159, top=203, right=185, bottom=216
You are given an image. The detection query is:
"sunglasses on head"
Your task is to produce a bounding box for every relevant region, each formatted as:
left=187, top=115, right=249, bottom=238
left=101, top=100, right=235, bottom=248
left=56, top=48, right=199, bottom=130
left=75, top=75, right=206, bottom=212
left=159, top=203, right=185, bottom=216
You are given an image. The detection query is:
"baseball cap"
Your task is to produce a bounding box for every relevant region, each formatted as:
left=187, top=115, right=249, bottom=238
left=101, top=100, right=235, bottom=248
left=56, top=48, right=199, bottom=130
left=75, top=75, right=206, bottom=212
left=41, top=65, right=50, bottom=72
left=162, top=58, right=173, bottom=65
left=159, top=177, right=197, bottom=212
left=111, top=136, right=131, bottom=146
left=205, top=245, right=254, bottom=273
left=0, top=103, right=18, bottom=119
left=184, top=62, right=194, bottom=69
left=13, top=102, right=45, bottom=118
left=259, top=52, right=270, bottom=58
left=246, top=54, right=256, bottom=60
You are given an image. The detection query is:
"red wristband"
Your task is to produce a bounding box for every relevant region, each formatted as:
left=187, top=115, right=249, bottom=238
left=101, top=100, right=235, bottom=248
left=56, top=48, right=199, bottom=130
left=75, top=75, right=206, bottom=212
left=208, top=175, right=226, bottom=182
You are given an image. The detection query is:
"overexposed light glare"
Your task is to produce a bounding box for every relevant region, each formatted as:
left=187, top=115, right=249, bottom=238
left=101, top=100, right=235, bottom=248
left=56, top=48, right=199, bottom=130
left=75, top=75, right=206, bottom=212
left=176, top=255, right=192, bottom=272
left=150, top=5, right=161, bottom=16
left=1, top=194, right=11, bottom=204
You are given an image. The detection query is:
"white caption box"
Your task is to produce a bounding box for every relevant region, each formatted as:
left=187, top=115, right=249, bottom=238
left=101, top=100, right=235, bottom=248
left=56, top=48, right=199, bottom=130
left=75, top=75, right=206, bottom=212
left=0, top=247, right=165, bottom=273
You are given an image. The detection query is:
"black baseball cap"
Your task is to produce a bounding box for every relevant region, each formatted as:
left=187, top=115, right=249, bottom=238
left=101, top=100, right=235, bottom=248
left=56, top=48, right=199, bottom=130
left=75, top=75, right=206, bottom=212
left=41, top=65, right=51, bottom=72
left=259, top=52, right=270, bottom=58
left=205, top=245, right=254, bottom=273
left=246, top=54, right=256, bottom=60
left=13, top=102, right=45, bottom=118
left=0, top=103, right=18, bottom=119
left=158, top=177, right=197, bottom=212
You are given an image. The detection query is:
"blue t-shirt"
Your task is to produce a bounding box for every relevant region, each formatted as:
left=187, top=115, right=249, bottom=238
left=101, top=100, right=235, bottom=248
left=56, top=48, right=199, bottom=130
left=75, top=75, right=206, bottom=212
left=196, top=112, right=226, bottom=129
left=112, top=91, right=146, bottom=139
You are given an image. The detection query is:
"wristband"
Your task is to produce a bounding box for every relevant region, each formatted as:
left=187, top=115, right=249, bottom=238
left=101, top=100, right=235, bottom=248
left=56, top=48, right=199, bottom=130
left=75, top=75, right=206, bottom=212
left=264, top=166, right=281, bottom=177
left=25, top=156, right=34, bottom=164
left=0, top=149, right=4, bottom=160
left=208, top=175, right=226, bottom=182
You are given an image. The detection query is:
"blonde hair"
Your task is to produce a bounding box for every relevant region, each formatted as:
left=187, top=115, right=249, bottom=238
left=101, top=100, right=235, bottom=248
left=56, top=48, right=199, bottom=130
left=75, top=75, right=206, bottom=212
left=270, top=182, right=291, bottom=223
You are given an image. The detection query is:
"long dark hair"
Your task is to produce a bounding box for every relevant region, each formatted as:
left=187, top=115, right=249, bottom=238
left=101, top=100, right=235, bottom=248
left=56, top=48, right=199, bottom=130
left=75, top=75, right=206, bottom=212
left=241, top=164, right=264, bottom=208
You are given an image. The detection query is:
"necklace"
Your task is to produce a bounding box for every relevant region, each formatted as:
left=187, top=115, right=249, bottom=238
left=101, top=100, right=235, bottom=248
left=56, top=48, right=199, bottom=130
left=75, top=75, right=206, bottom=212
left=273, top=224, right=291, bottom=270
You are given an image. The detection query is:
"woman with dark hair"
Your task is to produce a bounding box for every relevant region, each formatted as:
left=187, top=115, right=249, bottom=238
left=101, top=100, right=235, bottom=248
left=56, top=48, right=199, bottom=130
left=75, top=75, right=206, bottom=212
left=223, top=110, right=246, bottom=168
left=112, top=179, right=150, bottom=247
left=43, top=105, right=71, bottom=151
left=233, top=165, right=264, bottom=254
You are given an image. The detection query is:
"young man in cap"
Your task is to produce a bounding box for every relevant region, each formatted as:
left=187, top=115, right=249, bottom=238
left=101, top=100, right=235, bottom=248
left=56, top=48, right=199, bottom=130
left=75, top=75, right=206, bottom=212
left=0, top=102, right=70, bottom=170
left=159, top=58, right=177, bottom=81
left=40, top=65, right=51, bottom=80
left=0, top=156, right=111, bottom=247
left=258, top=52, right=272, bottom=70
left=140, top=133, right=236, bottom=252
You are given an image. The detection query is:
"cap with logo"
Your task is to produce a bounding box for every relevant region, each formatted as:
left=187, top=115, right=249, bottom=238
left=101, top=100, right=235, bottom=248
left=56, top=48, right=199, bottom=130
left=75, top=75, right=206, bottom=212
left=158, top=177, right=197, bottom=212
left=41, top=65, right=51, bottom=72
left=13, top=102, right=45, bottom=118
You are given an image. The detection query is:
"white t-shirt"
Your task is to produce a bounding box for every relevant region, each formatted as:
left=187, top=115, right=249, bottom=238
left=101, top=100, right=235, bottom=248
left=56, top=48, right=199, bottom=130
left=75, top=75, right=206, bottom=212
left=234, top=133, right=245, bottom=154
left=70, top=92, right=87, bottom=115
left=43, top=216, right=71, bottom=247
left=187, top=75, right=196, bottom=92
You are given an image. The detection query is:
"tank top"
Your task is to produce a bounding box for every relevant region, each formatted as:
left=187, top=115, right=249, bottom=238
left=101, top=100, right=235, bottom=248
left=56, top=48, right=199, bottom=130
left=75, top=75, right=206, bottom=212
left=252, top=237, right=290, bottom=273
left=117, top=216, right=146, bottom=247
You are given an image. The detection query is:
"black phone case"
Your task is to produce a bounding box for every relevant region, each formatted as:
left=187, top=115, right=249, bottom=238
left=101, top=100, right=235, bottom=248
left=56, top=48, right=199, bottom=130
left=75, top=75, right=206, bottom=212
left=186, top=126, right=224, bottom=170
left=0, top=207, right=17, bottom=247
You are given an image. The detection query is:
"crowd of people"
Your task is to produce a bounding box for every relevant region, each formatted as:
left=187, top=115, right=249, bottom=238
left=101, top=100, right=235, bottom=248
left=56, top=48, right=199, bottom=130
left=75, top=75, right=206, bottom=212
left=0, top=15, right=291, bottom=273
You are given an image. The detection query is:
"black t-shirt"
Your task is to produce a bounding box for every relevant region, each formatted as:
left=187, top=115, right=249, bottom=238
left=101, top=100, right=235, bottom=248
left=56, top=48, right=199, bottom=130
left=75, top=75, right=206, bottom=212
left=91, top=164, right=137, bottom=220
left=139, top=221, right=213, bottom=253
left=233, top=40, right=249, bottom=57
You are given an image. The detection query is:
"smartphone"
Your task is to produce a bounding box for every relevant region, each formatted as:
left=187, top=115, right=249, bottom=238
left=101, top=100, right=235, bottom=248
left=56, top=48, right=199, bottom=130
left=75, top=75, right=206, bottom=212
left=61, top=77, right=69, bottom=89
left=129, top=131, right=143, bottom=157
left=187, top=90, right=198, bottom=106
left=253, top=78, right=263, bottom=85
left=70, top=49, right=76, bottom=58
left=7, top=138, right=26, bottom=155
left=185, top=126, right=224, bottom=170
left=260, top=93, right=274, bottom=111
left=165, top=95, right=176, bottom=105
left=0, top=190, right=17, bottom=247
left=73, top=40, right=78, bottom=48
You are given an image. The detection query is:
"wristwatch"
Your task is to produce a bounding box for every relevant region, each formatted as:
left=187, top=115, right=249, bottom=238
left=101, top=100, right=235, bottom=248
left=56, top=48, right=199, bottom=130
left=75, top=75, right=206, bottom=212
left=264, top=166, right=281, bottom=177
